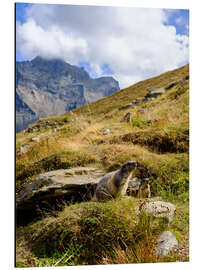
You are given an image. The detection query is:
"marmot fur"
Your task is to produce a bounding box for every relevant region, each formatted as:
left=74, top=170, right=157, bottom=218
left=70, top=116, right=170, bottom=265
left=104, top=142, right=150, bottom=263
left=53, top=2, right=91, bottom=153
left=93, top=161, right=137, bottom=201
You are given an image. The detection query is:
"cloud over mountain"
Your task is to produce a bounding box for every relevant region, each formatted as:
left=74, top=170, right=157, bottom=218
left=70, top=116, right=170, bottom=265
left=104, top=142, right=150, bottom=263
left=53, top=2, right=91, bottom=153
left=16, top=4, right=189, bottom=88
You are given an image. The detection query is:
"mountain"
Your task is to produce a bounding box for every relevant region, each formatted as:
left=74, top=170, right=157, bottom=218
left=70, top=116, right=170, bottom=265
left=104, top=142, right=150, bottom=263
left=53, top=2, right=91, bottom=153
left=16, top=56, right=120, bottom=132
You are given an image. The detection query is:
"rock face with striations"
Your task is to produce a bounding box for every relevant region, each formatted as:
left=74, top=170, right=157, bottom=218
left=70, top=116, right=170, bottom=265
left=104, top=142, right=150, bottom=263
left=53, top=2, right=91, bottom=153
left=16, top=56, right=120, bottom=132
left=16, top=167, right=106, bottom=210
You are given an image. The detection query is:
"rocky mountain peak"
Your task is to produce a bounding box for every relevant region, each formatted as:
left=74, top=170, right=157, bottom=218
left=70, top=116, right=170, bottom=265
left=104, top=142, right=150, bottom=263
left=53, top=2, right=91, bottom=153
left=16, top=57, right=120, bottom=132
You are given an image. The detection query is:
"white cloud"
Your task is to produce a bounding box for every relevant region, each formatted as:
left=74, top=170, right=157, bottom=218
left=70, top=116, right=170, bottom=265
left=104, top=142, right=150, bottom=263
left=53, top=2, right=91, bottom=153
left=16, top=19, right=88, bottom=63
left=16, top=4, right=189, bottom=88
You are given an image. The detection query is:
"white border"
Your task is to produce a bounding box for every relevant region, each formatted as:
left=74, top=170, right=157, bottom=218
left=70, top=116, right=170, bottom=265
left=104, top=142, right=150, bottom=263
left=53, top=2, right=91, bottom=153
left=1, top=0, right=203, bottom=269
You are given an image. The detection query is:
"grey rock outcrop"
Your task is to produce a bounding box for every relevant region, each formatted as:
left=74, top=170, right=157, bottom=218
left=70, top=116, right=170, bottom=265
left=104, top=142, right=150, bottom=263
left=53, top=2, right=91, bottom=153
left=17, top=166, right=151, bottom=209
left=16, top=167, right=106, bottom=210
left=165, top=81, right=180, bottom=90
left=119, top=104, right=133, bottom=110
left=145, top=88, right=165, bottom=98
left=155, top=231, right=178, bottom=257
left=135, top=200, right=176, bottom=222
left=132, top=98, right=142, bottom=105
left=16, top=56, right=120, bottom=132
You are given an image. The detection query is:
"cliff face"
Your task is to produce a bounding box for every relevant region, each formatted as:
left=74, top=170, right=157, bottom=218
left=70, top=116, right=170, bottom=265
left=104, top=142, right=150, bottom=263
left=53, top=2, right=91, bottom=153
left=16, top=56, right=120, bottom=132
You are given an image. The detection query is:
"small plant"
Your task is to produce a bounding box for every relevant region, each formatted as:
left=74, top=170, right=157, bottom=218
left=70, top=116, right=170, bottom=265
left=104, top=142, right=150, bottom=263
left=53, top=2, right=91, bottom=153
left=131, top=116, right=149, bottom=128
left=62, top=117, right=71, bottom=123
left=169, top=87, right=188, bottom=100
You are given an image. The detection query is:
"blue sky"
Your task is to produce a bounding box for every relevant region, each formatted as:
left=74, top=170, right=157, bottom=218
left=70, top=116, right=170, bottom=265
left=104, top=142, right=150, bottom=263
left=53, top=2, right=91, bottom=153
left=164, top=9, right=189, bottom=35
left=16, top=3, right=30, bottom=24
left=16, top=3, right=189, bottom=88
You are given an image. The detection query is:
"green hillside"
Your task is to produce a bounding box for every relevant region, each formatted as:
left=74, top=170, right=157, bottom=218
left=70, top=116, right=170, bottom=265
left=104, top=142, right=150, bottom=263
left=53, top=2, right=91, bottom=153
left=16, top=64, right=189, bottom=267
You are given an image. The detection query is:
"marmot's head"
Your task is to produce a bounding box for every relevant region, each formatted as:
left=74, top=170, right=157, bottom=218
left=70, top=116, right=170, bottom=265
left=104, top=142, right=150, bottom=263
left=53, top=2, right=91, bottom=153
left=121, top=161, right=137, bottom=175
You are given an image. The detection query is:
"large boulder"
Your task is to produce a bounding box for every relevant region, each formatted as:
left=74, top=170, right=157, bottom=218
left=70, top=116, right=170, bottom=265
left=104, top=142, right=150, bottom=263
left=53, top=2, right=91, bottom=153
left=135, top=200, right=176, bottom=222
left=145, top=88, right=165, bottom=98
left=155, top=231, right=178, bottom=257
left=16, top=167, right=106, bottom=210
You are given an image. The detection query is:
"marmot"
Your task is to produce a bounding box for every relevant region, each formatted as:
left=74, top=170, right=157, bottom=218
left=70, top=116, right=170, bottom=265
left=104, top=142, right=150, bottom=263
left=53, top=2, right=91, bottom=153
left=137, top=178, right=151, bottom=198
left=93, top=161, right=137, bottom=201
left=128, top=178, right=151, bottom=198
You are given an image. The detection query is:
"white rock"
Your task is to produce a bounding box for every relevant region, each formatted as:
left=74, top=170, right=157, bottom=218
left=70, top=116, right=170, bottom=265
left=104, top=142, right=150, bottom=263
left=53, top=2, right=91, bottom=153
left=155, top=231, right=178, bottom=257
left=31, top=135, right=41, bottom=142
left=103, top=129, right=110, bottom=135
left=19, top=145, right=31, bottom=155
left=135, top=200, right=176, bottom=222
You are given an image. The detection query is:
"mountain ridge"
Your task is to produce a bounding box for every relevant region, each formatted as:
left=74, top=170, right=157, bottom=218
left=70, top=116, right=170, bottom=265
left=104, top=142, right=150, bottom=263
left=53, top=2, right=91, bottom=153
left=16, top=56, right=120, bottom=132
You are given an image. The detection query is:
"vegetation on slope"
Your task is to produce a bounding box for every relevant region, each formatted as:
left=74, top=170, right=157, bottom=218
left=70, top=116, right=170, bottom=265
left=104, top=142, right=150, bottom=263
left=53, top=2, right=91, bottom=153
left=16, top=197, right=189, bottom=267
left=16, top=64, right=189, bottom=267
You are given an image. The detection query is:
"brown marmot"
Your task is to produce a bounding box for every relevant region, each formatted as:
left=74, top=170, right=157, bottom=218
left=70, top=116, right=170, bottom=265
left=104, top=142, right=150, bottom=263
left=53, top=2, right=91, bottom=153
left=128, top=177, right=151, bottom=198
left=93, top=161, right=137, bottom=201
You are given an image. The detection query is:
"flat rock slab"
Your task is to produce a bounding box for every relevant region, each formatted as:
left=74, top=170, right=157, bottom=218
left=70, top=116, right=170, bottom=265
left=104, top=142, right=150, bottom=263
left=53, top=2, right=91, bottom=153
left=16, top=167, right=106, bottom=209
left=145, top=88, right=165, bottom=98
left=155, top=231, right=178, bottom=257
left=135, top=200, right=176, bottom=222
left=119, top=104, right=133, bottom=110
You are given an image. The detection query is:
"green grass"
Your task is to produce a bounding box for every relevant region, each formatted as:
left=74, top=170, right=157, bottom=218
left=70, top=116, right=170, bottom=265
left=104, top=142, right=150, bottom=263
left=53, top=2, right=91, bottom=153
left=16, top=197, right=189, bottom=267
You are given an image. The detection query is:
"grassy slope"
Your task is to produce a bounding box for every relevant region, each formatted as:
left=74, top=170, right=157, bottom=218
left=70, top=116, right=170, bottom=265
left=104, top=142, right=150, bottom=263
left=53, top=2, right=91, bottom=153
left=16, top=64, right=189, bottom=267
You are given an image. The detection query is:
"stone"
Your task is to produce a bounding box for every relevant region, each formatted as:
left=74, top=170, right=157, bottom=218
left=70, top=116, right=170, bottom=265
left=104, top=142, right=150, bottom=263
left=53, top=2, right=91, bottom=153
left=31, top=135, right=41, bottom=142
left=165, top=81, right=180, bottom=90
left=120, top=112, right=131, bottom=123
left=119, top=104, right=133, bottom=110
left=155, top=231, right=178, bottom=257
left=77, top=127, right=83, bottom=132
left=16, top=167, right=106, bottom=210
left=103, top=129, right=110, bottom=135
left=19, top=145, right=30, bottom=155
left=142, top=97, right=149, bottom=103
left=145, top=88, right=165, bottom=98
left=138, top=108, right=146, bottom=113
left=147, top=97, right=155, bottom=101
left=135, top=200, right=176, bottom=222
left=132, top=98, right=142, bottom=105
